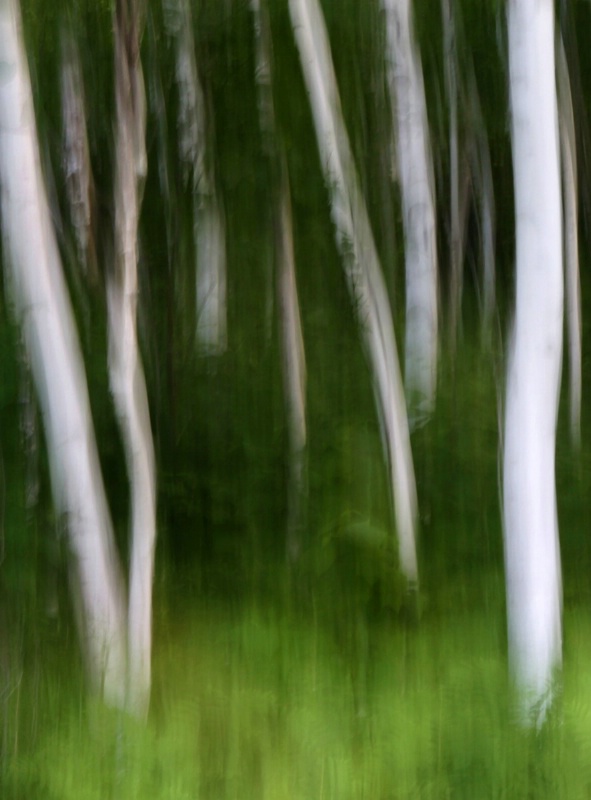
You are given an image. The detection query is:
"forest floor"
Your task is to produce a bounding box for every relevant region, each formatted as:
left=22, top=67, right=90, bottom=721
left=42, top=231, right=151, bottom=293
left=4, top=561, right=591, bottom=800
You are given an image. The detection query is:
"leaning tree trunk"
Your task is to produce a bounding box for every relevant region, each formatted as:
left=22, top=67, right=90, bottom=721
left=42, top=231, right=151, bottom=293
left=252, top=0, right=308, bottom=564
left=110, top=0, right=157, bottom=719
left=504, top=0, right=563, bottom=727
left=289, top=0, right=419, bottom=587
left=383, top=0, right=438, bottom=428
left=0, top=0, right=127, bottom=707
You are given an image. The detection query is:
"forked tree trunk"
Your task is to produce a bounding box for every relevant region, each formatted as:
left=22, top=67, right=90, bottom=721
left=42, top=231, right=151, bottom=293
left=0, top=0, right=127, bottom=707
left=111, top=0, right=157, bottom=719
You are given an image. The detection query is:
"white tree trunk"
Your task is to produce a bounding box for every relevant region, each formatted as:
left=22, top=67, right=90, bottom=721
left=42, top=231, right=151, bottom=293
left=276, top=172, right=307, bottom=563
left=111, top=0, right=157, bottom=719
left=289, top=0, right=419, bottom=585
left=0, top=0, right=127, bottom=706
left=383, top=0, right=438, bottom=428
left=504, top=0, right=563, bottom=727
left=164, top=0, right=227, bottom=355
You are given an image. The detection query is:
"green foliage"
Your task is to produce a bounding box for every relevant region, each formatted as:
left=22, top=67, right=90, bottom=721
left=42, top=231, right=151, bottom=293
left=3, top=0, right=591, bottom=795
left=4, top=577, right=591, bottom=799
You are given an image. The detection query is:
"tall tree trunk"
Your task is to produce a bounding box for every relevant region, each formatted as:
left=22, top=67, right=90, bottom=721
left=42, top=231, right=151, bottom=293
left=289, top=0, right=419, bottom=587
left=0, top=0, right=127, bottom=706
left=111, top=0, right=157, bottom=718
left=164, top=0, right=227, bottom=356
left=504, top=0, right=563, bottom=727
left=276, top=164, right=307, bottom=564
left=251, top=0, right=308, bottom=563
left=382, top=0, right=438, bottom=428
left=441, top=0, right=463, bottom=353
left=557, top=35, right=581, bottom=448
left=465, top=64, right=496, bottom=340
left=60, top=28, right=98, bottom=286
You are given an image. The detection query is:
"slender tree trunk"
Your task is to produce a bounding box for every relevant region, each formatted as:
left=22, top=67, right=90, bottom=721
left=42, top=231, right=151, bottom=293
left=289, top=0, right=419, bottom=586
left=557, top=35, right=581, bottom=448
left=382, top=0, right=438, bottom=427
left=0, top=0, right=127, bottom=706
left=60, top=29, right=97, bottom=285
left=111, top=0, right=157, bottom=718
left=441, top=0, right=463, bottom=353
left=276, top=166, right=307, bottom=563
left=465, top=64, right=496, bottom=340
left=252, top=0, right=308, bottom=563
left=164, top=0, right=227, bottom=356
left=504, top=0, right=563, bottom=727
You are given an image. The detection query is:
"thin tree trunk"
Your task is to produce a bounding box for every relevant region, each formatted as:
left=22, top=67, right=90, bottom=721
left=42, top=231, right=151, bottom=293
left=0, top=0, right=127, bottom=706
left=60, top=29, right=98, bottom=285
left=465, top=64, right=496, bottom=340
left=252, top=0, right=308, bottom=563
left=504, top=0, right=563, bottom=727
left=164, top=0, right=227, bottom=356
left=383, top=0, right=438, bottom=427
left=557, top=35, right=581, bottom=448
left=276, top=165, right=307, bottom=563
left=289, top=0, right=419, bottom=587
left=111, top=0, right=157, bottom=718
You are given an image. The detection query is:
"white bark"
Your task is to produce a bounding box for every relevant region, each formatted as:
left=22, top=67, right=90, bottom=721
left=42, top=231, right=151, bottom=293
left=277, top=173, right=307, bottom=563
left=504, top=0, right=563, bottom=726
left=111, top=0, right=156, bottom=719
left=382, top=0, right=438, bottom=428
left=164, top=0, right=227, bottom=355
left=557, top=35, right=581, bottom=448
left=0, top=0, right=127, bottom=706
left=289, top=0, right=418, bottom=585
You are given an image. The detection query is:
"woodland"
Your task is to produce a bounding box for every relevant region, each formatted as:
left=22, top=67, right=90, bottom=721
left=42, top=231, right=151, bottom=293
left=1, top=0, right=591, bottom=797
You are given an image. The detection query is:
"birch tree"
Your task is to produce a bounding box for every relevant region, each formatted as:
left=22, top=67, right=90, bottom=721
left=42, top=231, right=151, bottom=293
left=289, top=0, right=419, bottom=587
left=163, top=0, right=227, bottom=356
left=382, top=0, right=438, bottom=427
left=0, top=0, right=127, bottom=706
left=110, top=0, right=157, bottom=719
left=504, top=0, right=563, bottom=726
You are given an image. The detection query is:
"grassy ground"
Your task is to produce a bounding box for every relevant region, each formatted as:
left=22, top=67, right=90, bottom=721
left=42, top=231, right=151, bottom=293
left=3, top=563, right=591, bottom=800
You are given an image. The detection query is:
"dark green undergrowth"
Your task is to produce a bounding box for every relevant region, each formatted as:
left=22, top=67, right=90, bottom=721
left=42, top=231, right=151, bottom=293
left=3, top=334, right=591, bottom=800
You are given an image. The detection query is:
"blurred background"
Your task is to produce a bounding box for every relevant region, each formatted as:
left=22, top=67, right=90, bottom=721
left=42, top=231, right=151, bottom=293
left=1, top=0, right=591, bottom=797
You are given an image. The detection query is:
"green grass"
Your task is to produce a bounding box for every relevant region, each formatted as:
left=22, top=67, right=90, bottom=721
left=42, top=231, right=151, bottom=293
left=4, top=567, right=591, bottom=800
